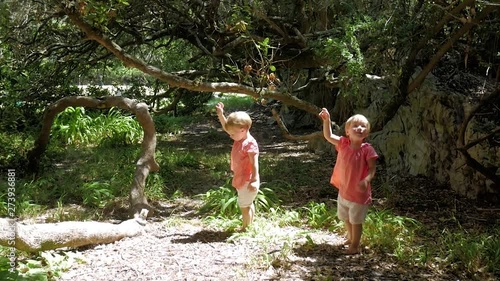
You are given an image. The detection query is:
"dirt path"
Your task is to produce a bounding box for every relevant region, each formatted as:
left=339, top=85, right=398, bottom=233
left=57, top=218, right=336, bottom=280
left=54, top=105, right=487, bottom=281
left=57, top=216, right=454, bottom=281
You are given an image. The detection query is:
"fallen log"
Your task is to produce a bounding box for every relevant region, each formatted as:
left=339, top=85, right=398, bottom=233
left=0, top=210, right=148, bottom=252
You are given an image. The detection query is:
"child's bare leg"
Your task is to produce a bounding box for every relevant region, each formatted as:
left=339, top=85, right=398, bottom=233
left=345, top=223, right=363, bottom=254
left=343, top=220, right=353, bottom=245
left=240, top=203, right=255, bottom=231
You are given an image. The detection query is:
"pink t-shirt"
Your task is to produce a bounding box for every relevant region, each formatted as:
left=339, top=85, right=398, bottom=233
left=331, top=136, right=378, bottom=205
left=231, top=134, right=259, bottom=189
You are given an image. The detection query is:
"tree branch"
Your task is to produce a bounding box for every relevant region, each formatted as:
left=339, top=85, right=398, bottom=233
left=458, top=89, right=500, bottom=145
left=456, top=88, right=500, bottom=188
left=408, top=4, right=496, bottom=93
left=460, top=127, right=500, bottom=151
left=63, top=7, right=321, bottom=115
left=27, top=96, right=159, bottom=217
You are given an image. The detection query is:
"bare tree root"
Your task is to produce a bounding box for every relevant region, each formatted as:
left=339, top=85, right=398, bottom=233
left=0, top=210, right=149, bottom=252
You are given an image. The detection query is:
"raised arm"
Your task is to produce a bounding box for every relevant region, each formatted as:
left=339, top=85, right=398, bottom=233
left=319, top=108, right=340, bottom=146
left=215, top=102, right=228, bottom=132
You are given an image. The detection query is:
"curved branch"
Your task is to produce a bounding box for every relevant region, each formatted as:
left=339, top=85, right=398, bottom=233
left=457, top=148, right=500, bottom=188
left=152, top=90, right=183, bottom=115
left=457, top=88, right=500, bottom=188
left=254, top=9, right=288, bottom=40
left=461, top=127, right=500, bottom=151
left=217, top=36, right=248, bottom=55
left=458, top=89, right=500, bottom=145
left=27, top=96, right=159, bottom=217
left=63, top=8, right=321, bottom=115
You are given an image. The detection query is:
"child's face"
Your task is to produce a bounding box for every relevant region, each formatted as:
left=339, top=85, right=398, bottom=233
left=226, top=126, right=247, bottom=141
left=346, top=121, right=369, bottom=141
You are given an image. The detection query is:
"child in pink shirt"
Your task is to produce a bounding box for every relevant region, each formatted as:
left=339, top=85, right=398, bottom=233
left=319, top=108, right=378, bottom=254
left=216, top=102, right=260, bottom=232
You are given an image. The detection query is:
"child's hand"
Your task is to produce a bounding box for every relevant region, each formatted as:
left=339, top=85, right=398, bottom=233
left=318, top=108, right=330, bottom=121
left=248, top=180, right=259, bottom=192
left=215, top=102, right=224, bottom=114
left=358, top=179, right=369, bottom=192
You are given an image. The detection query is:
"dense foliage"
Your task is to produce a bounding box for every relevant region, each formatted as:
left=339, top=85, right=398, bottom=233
left=1, top=1, right=498, bottom=130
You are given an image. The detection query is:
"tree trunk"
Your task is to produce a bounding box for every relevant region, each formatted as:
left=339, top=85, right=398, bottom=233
left=27, top=96, right=159, bottom=217
left=0, top=210, right=148, bottom=252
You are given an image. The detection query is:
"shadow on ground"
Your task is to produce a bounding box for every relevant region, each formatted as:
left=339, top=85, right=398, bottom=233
left=170, top=230, right=233, bottom=244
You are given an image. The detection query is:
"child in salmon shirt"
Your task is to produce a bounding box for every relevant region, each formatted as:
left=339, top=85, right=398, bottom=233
left=215, top=102, right=260, bottom=232
left=319, top=108, right=378, bottom=254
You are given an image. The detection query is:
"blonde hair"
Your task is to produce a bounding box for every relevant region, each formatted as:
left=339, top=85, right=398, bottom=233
left=225, top=111, right=252, bottom=130
left=345, top=114, right=371, bottom=133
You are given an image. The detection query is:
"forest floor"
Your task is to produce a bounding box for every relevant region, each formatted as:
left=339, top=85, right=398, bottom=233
left=51, top=104, right=499, bottom=281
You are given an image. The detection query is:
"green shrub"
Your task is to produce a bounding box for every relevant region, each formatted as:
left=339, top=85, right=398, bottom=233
left=0, top=132, right=32, bottom=171
left=363, top=209, right=420, bottom=261
left=81, top=181, right=114, bottom=208
left=96, top=108, right=143, bottom=146
left=52, top=107, right=143, bottom=146
left=254, top=186, right=281, bottom=213
left=301, top=201, right=341, bottom=230
left=440, top=229, right=500, bottom=275
left=197, top=183, right=239, bottom=218
left=52, top=107, right=94, bottom=145
left=197, top=181, right=282, bottom=219
left=178, top=90, right=213, bottom=115
left=485, top=231, right=500, bottom=276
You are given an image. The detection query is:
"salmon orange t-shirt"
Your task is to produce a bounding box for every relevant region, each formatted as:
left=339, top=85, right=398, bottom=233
left=231, top=135, right=259, bottom=189
left=331, top=136, right=378, bottom=205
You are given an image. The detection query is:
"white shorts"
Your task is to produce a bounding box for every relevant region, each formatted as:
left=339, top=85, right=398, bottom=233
left=337, top=194, right=369, bottom=224
left=236, top=182, right=258, bottom=208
